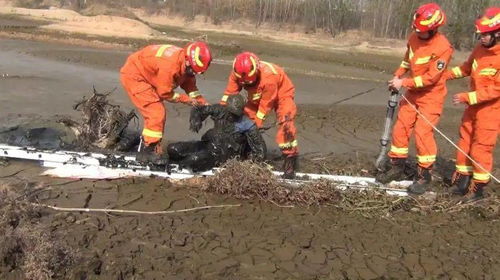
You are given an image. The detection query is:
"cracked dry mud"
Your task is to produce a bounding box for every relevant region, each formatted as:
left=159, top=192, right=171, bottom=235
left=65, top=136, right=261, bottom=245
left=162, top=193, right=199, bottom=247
left=1, top=162, right=499, bottom=279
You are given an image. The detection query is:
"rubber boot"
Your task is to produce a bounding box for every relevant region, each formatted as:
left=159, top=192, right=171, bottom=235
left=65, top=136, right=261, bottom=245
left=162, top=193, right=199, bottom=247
left=407, top=166, right=432, bottom=195
left=461, top=181, right=487, bottom=203
left=283, top=155, right=298, bottom=179
left=136, top=141, right=168, bottom=166
left=448, top=172, right=472, bottom=196
left=376, top=158, right=406, bottom=184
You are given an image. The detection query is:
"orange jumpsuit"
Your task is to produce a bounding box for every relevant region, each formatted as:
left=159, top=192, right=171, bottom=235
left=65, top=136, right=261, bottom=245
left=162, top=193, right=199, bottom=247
left=389, top=32, right=453, bottom=168
left=120, top=44, right=206, bottom=145
left=221, top=61, right=298, bottom=156
left=444, top=44, right=500, bottom=183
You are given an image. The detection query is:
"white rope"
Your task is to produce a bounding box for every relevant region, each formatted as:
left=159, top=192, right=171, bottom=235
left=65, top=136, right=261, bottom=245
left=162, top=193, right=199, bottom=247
left=33, top=203, right=241, bottom=215
left=400, top=94, right=500, bottom=184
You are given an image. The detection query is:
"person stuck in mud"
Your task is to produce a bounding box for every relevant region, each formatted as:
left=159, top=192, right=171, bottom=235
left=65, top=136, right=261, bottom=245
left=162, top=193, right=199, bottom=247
left=446, top=7, right=500, bottom=202
left=220, top=52, right=299, bottom=179
left=120, top=42, right=212, bottom=165
left=167, top=94, right=267, bottom=172
left=377, top=3, right=453, bottom=194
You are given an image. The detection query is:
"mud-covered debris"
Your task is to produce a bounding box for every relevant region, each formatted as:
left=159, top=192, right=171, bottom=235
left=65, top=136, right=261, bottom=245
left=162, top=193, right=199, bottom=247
left=0, top=186, right=78, bottom=279
left=63, top=88, right=136, bottom=149
left=202, top=160, right=500, bottom=218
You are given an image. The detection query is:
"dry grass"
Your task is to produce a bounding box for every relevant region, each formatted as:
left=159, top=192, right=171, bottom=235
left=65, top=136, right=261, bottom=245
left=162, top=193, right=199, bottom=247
left=62, top=88, right=135, bottom=150
left=202, top=160, right=500, bottom=218
left=0, top=186, right=77, bottom=279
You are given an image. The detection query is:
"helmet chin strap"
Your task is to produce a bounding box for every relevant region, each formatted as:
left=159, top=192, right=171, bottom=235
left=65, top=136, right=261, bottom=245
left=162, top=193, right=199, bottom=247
left=185, top=65, right=195, bottom=77
left=421, top=29, right=436, bottom=40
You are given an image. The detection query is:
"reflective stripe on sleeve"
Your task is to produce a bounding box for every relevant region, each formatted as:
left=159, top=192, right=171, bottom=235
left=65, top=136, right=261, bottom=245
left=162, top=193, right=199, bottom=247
left=221, top=95, right=229, bottom=102
left=188, top=91, right=201, bottom=98
left=415, top=56, right=431, bottom=65
left=479, top=68, right=497, bottom=76
left=155, top=45, right=172, bottom=57
left=256, top=111, right=266, bottom=120
left=468, top=91, right=478, bottom=105
left=414, top=76, right=424, bottom=88
left=400, top=61, right=410, bottom=69
left=252, top=93, right=262, bottom=100
left=452, top=67, right=463, bottom=78
left=472, top=59, right=478, bottom=71
left=260, top=61, right=278, bottom=74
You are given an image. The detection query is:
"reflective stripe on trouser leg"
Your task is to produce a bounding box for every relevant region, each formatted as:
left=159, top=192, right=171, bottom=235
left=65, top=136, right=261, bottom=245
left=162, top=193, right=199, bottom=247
left=276, top=96, right=298, bottom=156
left=472, top=173, right=490, bottom=183
left=120, top=76, right=166, bottom=145
left=414, top=102, right=442, bottom=168
left=388, top=101, right=417, bottom=159
left=469, top=121, right=499, bottom=184
left=455, top=165, right=473, bottom=175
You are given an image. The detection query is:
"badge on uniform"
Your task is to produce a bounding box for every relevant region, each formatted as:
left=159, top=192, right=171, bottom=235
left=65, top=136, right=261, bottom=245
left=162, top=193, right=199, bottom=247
left=437, top=61, right=446, bottom=70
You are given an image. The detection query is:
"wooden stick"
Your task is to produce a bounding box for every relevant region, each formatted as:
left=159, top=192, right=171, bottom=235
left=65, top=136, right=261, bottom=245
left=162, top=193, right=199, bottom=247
left=32, top=203, right=241, bottom=215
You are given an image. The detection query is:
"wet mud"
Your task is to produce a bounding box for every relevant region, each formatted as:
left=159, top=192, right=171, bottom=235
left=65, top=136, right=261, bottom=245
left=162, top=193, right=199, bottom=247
left=0, top=20, right=499, bottom=279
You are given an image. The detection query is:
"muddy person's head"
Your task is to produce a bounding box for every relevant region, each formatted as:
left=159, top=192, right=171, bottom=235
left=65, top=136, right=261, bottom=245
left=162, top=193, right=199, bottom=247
left=225, top=94, right=245, bottom=117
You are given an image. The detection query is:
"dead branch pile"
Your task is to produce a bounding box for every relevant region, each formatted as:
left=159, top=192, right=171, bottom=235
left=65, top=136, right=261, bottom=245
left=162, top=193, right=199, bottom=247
left=202, top=160, right=343, bottom=207
left=202, top=160, right=500, bottom=218
left=0, top=186, right=77, bottom=279
left=68, top=88, right=135, bottom=149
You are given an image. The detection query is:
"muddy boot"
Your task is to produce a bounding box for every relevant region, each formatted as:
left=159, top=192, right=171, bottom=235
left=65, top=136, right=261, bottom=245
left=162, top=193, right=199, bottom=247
left=376, top=158, right=406, bottom=184
left=461, top=181, right=487, bottom=203
left=136, top=141, right=168, bottom=166
left=448, top=172, right=472, bottom=196
left=407, top=166, right=432, bottom=195
left=282, top=155, right=298, bottom=179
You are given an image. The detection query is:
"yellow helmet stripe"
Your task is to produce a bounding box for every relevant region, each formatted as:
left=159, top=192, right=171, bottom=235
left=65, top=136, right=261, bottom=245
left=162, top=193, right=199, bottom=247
left=420, top=10, right=441, bottom=26
left=248, top=56, right=257, bottom=77
left=194, top=47, right=204, bottom=67
left=481, top=14, right=500, bottom=26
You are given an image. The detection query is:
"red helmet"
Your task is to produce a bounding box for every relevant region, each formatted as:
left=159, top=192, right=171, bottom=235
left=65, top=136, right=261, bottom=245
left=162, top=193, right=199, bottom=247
left=185, top=41, right=212, bottom=74
left=475, top=7, right=500, bottom=33
left=233, top=52, right=260, bottom=85
left=412, top=3, right=446, bottom=32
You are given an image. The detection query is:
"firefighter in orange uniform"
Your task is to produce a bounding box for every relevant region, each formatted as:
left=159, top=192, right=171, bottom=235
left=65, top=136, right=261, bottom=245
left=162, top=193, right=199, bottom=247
left=446, top=7, right=500, bottom=201
left=120, top=42, right=212, bottom=164
left=376, top=3, right=454, bottom=194
left=220, top=52, right=298, bottom=178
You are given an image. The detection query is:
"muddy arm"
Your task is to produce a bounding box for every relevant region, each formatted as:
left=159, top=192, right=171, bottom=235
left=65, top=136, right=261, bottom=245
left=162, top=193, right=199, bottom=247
left=245, top=126, right=267, bottom=161
left=190, top=104, right=226, bottom=133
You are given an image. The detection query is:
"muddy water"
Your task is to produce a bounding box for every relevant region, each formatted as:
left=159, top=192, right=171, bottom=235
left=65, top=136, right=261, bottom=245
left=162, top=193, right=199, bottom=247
left=1, top=37, right=500, bottom=279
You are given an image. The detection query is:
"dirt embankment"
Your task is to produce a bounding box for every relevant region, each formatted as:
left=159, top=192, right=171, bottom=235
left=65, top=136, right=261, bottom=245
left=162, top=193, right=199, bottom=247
left=0, top=6, right=159, bottom=39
